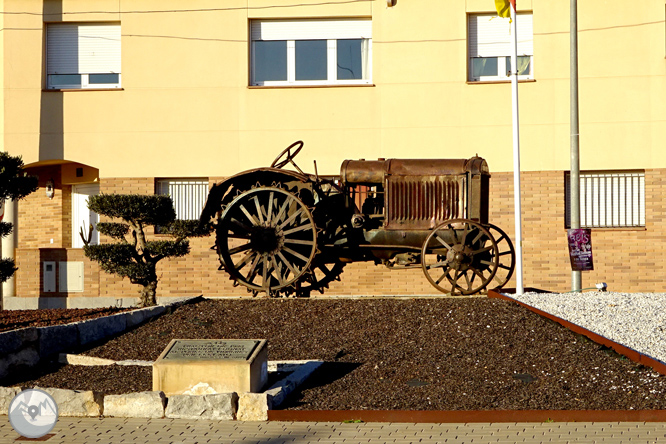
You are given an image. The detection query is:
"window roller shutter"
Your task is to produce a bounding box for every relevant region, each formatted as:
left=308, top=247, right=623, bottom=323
left=469, top=14, right=533, bottom=57
left=47, top=23, right=120, bottom=75
left=79, top=25, right=121, bottom=74
left=47, top=24, right=80, bottom=74
left=251, top=19, right=371, bottom=41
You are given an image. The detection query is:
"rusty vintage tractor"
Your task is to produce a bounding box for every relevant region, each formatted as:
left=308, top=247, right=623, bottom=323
left=199, top=141, right=515, bottom=297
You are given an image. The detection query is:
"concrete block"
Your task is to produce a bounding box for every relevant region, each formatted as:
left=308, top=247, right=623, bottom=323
left=153, top=339, right=268, bottom=396
left=0, top=359, right=8, bottom=380
left=2, top=297, right=39, bottom=310
left=0, top=386, right=21, bottom=415
left=125, top=309, right=147, bottom=328
left=37, top=387, right=102, bottom=417
left=58, top=354, right=116, bottom=366
left=7, top=348, right=41, bottom=369
left=266, top=360, right=323, bottom=407
left=237, top=393, right=272, bottom=421
left=77, top=312, right=127, bottom=345
left=115, top=360, right=153, bottom=366
left=165, top=393, right=238, bottom=420
left=38, top=323, right=79, bottom=358
left=140, top=306, right=166, bottom=321
left=0, top=328, right=38, bottom=357
left=0, top=331, right=24, bottom=357
left=104, top=391, right=166, bottom=418
left=66, top=297, right=134, bottom=309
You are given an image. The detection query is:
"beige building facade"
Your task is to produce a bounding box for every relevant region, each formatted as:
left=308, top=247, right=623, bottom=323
left=1, top=0, right=665, bottom=307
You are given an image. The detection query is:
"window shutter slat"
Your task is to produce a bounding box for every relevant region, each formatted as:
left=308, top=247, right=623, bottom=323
left=251, top=19, right=371, bottom=41
left=47, top=24, right=80, bottom=74
left=47, top=23, right=121, bottom=75
left=78, top=25, right=121, bottom=73
left=468, top=13, right=533, bottom=57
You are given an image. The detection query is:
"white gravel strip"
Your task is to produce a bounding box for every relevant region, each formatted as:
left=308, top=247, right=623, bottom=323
left=508, top=291, right=666, bottom=366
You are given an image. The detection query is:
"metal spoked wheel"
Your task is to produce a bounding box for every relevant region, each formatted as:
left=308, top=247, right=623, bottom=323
left=486, top=223, right=516, bottom=290
left=217, top=187, right=317, bottom=295
left=421, top=219, right=499, bottom=295
left=291, top=258, right=346, bottom=297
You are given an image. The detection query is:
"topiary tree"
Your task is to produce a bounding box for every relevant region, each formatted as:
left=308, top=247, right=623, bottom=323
left=0, top=152, right=38, bottom=283
left=83, top=194, right=206, bottom=307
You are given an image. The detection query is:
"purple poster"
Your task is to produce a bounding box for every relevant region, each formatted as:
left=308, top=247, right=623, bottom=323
left=567, top=229, right=593, bottom=271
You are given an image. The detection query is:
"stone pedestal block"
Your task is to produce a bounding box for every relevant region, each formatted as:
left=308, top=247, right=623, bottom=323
left=152, top=339, right=268, bottom=396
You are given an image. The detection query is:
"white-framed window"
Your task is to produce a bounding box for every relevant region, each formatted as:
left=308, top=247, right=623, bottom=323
left=46, top=23, right=121, bottom=89
left=468, top=13, right=533, bottom=82
left=250, top=19, right=372, bottom=86
left=565, top=171, right=646, bottom=229
left=156, top=179, right=209, bottom=222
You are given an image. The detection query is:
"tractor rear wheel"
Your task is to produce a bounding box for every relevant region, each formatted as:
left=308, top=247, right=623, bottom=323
left=216, top=187, right=317, bottom=296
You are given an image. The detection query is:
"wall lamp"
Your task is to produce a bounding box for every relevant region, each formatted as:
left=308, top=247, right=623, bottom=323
left=45, top=179, right=55, bottom=199
left=387, top=0, right=397, bottom=6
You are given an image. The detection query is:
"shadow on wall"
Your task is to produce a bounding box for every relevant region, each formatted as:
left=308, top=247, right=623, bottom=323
left=39, top=1, right=64, bottom=162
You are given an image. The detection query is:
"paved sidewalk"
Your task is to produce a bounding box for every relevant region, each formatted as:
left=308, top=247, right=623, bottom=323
left=2, top=417, right=666, bottom=443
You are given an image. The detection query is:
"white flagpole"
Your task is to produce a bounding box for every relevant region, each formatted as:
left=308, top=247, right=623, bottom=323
left=510, top=4, right=524, bottom=295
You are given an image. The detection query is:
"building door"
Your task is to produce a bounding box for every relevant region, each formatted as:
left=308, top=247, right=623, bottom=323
left=72, top=184, right=99, bottom=248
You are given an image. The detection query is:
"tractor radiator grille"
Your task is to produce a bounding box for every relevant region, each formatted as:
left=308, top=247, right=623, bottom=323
left=386, top=176, right=465, bottom=230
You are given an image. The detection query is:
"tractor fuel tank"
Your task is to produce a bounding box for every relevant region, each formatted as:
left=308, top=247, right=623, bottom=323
left=339, top=158, right=489, bottom=185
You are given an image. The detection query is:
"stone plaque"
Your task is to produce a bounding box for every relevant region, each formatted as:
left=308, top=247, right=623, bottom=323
left=162, top=339, right=260, bottom=361
left=153, top=339, right=268, bottom=396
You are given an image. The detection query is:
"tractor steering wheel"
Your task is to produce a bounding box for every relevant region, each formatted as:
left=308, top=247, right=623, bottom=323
left=271, top=141, right=304, bottom=172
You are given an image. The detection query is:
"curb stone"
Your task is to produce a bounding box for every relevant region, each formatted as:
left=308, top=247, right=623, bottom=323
left=58, top=354, right=116, bottom=366
left=36, top=386, right=102, bottom=417
left=237, top=392, right=272, bottom=421
left=76, top=312, right=128, bottom=346
left=0, top=296, right=201, bottom=380
left=104, top=391, right=166, bottom=418
left=0, top=386, right=20, bottom=415
left=38, top=323, right=79, bottom=358
left=267, top=361, right=323, bottom=408
left=0, top=360, right=321, bottom=420
left=165, top=393, right=238, bottom=420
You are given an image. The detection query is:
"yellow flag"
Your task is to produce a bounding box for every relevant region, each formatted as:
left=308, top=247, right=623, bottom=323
left=495, top=0, right=515, bottom=18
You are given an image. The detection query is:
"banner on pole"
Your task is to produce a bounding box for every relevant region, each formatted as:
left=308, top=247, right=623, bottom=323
left=567, top=228, right=593, bottom=271
left=495, top=0, right=516, bottom=17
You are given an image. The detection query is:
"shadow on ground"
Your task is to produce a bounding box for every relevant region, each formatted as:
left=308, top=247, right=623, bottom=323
left=278, top=362, right=361, bottom=409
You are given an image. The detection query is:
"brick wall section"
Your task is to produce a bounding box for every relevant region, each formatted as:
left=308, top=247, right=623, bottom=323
left=14, top=171, right=666, bottom=301
left=489, top=171, right=571, bottom=291
left=15, top=249, right=40, bottom=298
left=15, top=249, right=100, bottom=299
left=97, top=178, right=157, bottom=299
left=19, top=166, right=64, bottom=249
left=489, top=170, right=666, bottom=293
left=97, top=177, right=240, bottom=299
left=62, top=185, right=72, bottom=248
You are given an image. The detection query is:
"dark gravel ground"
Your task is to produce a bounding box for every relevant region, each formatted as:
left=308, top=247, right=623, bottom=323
left=3, top=297, right=666, bottom=411
left=0, top=306, right=131, bottom=333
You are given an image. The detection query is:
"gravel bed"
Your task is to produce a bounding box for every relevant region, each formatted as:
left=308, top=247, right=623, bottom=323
left=0, top=307, right=132, bottom=333
left=3, top=297, right=666, bottom=411
left=510, top=292, right=666, bottom=365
